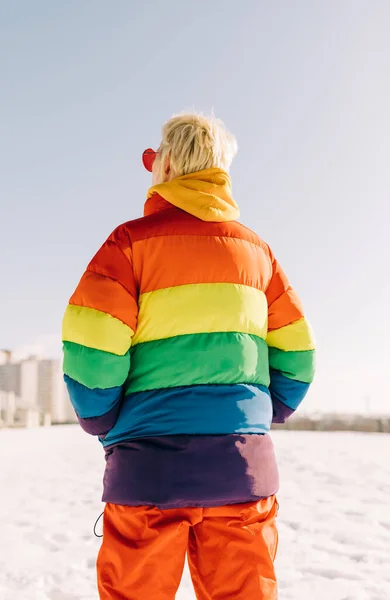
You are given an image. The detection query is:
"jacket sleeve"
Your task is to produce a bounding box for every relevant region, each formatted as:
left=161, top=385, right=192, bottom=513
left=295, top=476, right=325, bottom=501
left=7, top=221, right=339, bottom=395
left=265, top=246, right=315, bottom=423
left=62, top=226, right=138, bottom=436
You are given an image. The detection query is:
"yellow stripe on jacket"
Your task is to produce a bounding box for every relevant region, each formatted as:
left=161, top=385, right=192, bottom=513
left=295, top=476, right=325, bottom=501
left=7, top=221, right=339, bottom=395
left=132, top=283, right=268, bottom=345
left=63, top=304, right=134, bottom=355
left=266, top=317, right=315, bottom=351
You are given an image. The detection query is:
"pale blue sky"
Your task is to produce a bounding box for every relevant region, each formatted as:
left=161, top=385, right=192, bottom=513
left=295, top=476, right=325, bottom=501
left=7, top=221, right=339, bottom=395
left=1, top=1, right=389, bottom=413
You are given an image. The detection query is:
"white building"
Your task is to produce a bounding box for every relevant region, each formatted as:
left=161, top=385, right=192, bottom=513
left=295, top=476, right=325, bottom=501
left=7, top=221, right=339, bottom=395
left=41, top=359, right=77, bottom=424
left=0, top=390, right=17, bottom=427
left=0, top=351, right=21, bottom=394
left=0, top=350, right=77, bottom=427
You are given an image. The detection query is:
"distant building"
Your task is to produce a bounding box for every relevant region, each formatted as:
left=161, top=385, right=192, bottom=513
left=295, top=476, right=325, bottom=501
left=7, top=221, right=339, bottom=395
left=0, top=390, right=17, bottom=427
left=0, top=350, right=77, bottom=427
left=0, top=350, right=21, bottom=395
left=40, top=359, right=76, bottom=424
left=0, top=350, right=12, bottom=365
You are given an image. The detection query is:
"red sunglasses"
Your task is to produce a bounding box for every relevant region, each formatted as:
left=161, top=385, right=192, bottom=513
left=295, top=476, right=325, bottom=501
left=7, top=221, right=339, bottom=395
left=142, top=148, right=158, bottom=172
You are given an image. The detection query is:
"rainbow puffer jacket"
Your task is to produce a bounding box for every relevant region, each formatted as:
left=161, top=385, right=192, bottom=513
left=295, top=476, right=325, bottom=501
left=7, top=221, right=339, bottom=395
left=62, top=168, right=315, bottom=508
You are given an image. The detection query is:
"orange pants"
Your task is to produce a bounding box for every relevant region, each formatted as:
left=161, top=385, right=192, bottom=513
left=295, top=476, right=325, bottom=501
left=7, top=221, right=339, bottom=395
left=97, top=496, right=278, bottom=599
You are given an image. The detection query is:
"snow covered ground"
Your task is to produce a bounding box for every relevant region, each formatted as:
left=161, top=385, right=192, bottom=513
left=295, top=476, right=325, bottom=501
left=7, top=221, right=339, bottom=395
left=0, top=426, right=389, bottom=600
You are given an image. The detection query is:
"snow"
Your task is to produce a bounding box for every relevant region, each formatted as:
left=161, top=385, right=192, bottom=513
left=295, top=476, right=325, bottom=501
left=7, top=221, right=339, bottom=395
left=1, top=426, right=389, bottom=600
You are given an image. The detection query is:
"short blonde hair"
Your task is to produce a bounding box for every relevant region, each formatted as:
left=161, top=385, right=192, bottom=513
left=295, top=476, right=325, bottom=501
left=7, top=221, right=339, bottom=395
left=158, top=112, right=237, bottom=179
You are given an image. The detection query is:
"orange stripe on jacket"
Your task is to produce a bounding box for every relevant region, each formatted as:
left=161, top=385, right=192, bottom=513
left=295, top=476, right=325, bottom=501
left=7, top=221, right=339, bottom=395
left=70, top=270, right=138, bottom=331
left=267, top=287, right=304, bottom=331
left=132, top=234, right=273, bottom=293
left=88, top=238, right=136, bottom=296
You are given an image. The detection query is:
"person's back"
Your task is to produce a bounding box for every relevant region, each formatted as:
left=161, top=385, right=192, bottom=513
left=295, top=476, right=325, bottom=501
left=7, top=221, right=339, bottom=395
left=62, top=113, right=315, bottom=600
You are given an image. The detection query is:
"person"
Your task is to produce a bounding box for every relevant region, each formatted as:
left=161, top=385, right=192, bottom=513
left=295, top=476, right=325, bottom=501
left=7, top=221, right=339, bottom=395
left=62, top=112, right=315, bottom=600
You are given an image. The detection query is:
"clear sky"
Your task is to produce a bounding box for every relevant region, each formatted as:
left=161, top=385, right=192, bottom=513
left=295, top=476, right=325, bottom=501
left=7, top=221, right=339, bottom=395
left=1, top=1, right=389, bottom=414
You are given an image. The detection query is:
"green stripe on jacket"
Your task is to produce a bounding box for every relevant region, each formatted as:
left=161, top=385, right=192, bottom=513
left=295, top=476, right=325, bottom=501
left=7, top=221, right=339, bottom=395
left=63, top=341, right=130, bottom=389
left=268, top=347, right=315, bottom=383
left=125, top=331, right=270, bottom=394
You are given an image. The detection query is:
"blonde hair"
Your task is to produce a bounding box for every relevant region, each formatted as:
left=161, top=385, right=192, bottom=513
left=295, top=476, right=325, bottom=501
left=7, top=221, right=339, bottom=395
left=157, top=112, right=238, bottom=180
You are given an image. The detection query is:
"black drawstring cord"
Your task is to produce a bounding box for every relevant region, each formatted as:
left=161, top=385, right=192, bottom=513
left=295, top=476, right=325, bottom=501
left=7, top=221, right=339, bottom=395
left=94, top=511, right=104, bottom=538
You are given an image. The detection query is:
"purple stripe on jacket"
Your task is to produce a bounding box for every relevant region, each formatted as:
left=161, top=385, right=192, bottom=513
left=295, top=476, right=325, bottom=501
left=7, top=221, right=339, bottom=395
left=102, top=433, right=279, bottom=508
left=77, top=401, right=121, bottom=437
left=271, top=396, right=295, bottom=424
